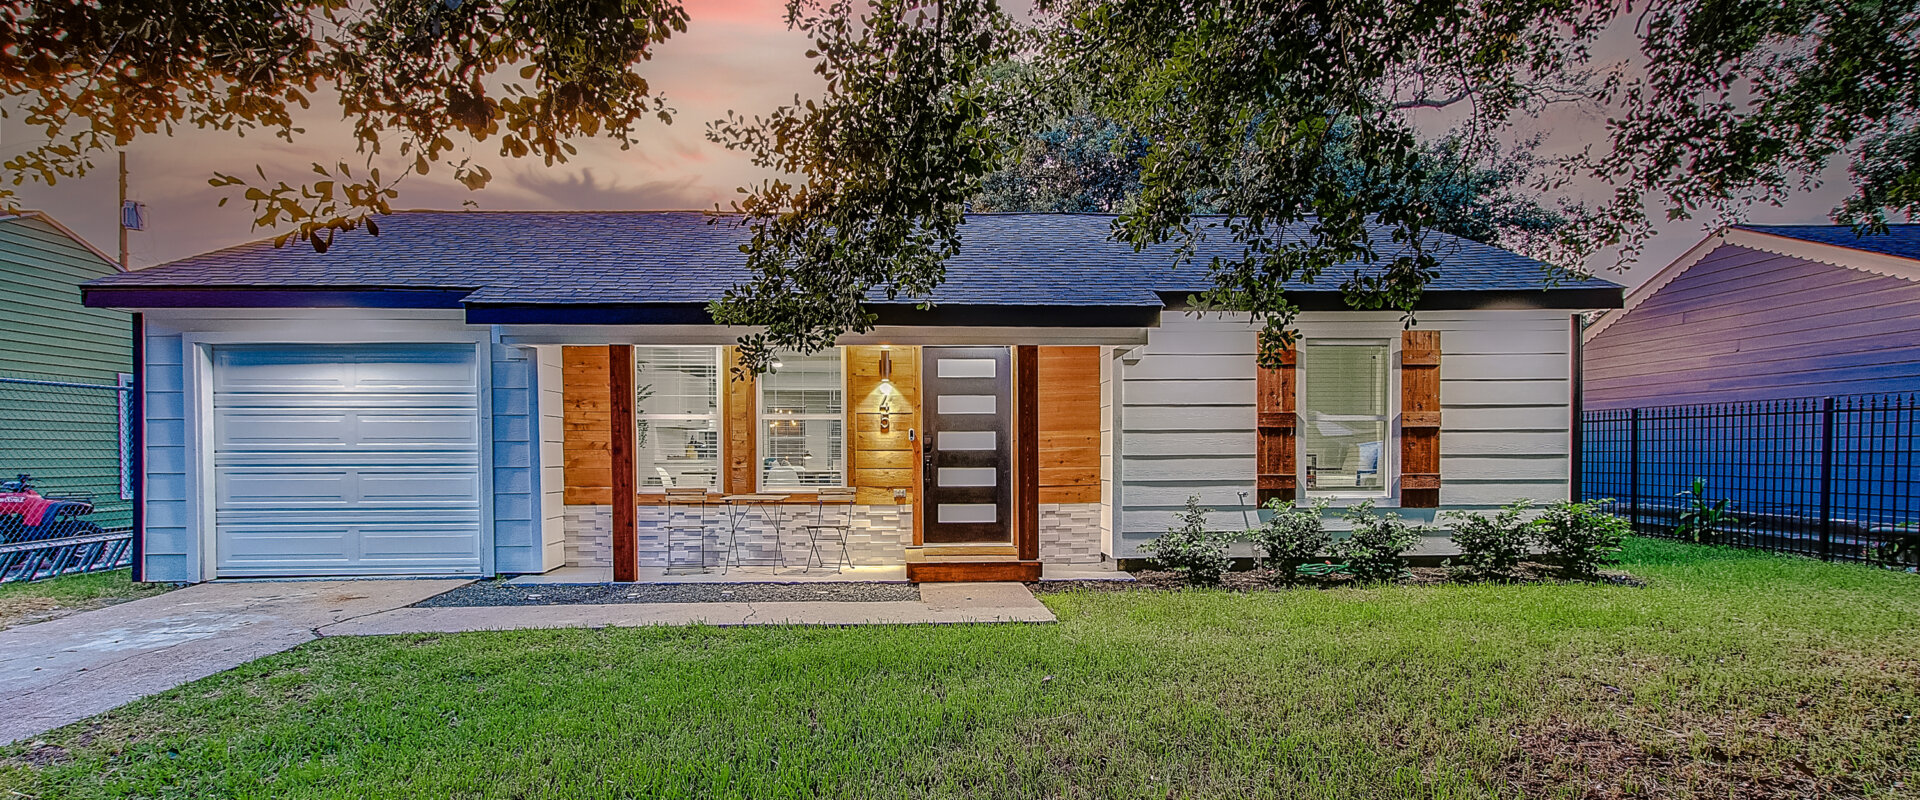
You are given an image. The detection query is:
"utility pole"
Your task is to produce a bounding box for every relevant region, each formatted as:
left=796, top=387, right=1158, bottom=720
left=117, top=151, right=128, bottom=269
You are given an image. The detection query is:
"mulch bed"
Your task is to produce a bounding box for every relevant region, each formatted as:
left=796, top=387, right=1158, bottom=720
left=413, top=580, right=921, bottom=608
left=1032, top=562, right=1645, bottom=594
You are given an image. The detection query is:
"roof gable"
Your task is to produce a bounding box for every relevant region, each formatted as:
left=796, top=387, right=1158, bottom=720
left=1584, top=225, right=1920, bottom=341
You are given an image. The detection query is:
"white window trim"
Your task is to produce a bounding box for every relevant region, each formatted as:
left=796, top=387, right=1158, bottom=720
left=1296, top=336, right=1399, bottom=503
left=755, top=348, right=851, bottom=491
left=632, top=345, right=725, bottom=493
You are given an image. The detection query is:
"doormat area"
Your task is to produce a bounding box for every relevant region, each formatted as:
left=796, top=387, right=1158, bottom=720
left=413, top=581, right=922, bottom=608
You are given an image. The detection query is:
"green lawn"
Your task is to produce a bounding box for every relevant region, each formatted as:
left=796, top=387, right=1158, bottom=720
left=4, top=539, right=1917, bottom=799
left=0, top=569, right=171, bottom=631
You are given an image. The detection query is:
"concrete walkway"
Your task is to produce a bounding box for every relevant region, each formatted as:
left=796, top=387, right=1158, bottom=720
left=0, top=578, right=466, bottom=745
left=319, top=582, right=1056, bottom=635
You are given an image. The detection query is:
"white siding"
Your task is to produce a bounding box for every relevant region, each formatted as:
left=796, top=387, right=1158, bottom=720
left=489, top=343, right=539, bottom=573
left=1098, top=346, right=1116, bottom=556
left=140, top=331, right=191, bottom=582
left=536, top=345, right=567, bottom=570
left=1114, top=309, right=1576, bottom=558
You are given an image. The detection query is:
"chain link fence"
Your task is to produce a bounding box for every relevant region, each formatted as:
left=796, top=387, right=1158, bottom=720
left=0, top=374, right=135, bottom=581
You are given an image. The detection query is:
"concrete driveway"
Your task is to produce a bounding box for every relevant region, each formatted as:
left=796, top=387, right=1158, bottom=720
left=0, top=578, right=464, bottom=746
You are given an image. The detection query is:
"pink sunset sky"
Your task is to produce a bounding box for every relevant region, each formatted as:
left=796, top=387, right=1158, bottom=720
left=6, top=0, right=1857, bottom=288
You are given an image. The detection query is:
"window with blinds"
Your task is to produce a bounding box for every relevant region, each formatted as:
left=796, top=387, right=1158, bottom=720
left=758, top=350, right=846, bottom=490
left=1300, top=339, right=1391, bottom=493
left=633, top=346, right=722, bottom=491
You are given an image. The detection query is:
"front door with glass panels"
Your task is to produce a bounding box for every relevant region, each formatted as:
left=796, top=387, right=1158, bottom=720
left=920, top=346, right=1013, bottom=544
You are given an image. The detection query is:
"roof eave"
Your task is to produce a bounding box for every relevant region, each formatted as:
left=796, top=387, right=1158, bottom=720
left=463, top=301, right=1168, bottom=328
left=81, top=286, right=475, bottom=309
left=1157, top=287, right=1624, bottom=312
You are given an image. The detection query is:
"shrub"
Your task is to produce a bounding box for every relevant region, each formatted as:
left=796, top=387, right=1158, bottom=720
left=1675, top=478, right=1739, bottom=544
left=1251, top=497, right=1332, bottom=573
left=1332, top=501, right=1425, bottom=583
left=1143, top=495, right=1233, bottom=585
left=1446, top=500, right=1534, bottom=580
left=1532, top=500, right=1630, bottom=579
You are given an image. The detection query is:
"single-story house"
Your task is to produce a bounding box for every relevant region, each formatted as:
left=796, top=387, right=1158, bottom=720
left=83, top=211, right=1623, bottom=583
left=1584, top=224, right=1920, bottom=407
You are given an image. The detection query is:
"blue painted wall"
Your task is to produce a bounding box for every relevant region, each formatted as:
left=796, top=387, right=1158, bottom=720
left=1584, top=244, right=1920, bottom=409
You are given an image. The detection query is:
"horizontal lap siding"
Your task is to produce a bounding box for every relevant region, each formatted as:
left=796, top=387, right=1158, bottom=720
left=140, top=330, right=191, bottom=582
left=0, top=218, right=129, bottom=383
left=849, top=345, right=919, bottom=505
left=1037, top=346, right=1100, bottom=503
left=1585, top=244, right=1920, bottom=407
left=1116, top=310, right=1573, bottom=557
left=562, top=347, right=614, bottom=504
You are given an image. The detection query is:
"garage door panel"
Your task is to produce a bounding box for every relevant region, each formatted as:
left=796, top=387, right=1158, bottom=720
left=358, top=470, right=483, bottom=505
left=216, top=412, right=353, bottom=449
left=355, top=413, right=482, bottom=448
left=213, top=343, right=485, bottom=577
left=213, top=349, right=356, bottom=392
left=358, top=526, right=488, bottom=558
left=218, top=469, right=479, bottom=509
left=215, top=409, right=479, bottom=451
left=218, top=471, right=354, bottom=508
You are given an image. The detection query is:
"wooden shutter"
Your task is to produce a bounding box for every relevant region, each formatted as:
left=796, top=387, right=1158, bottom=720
left=1255, top=335, right=1299, bottom=504
left=1400, top=330, right=1441, bottom=508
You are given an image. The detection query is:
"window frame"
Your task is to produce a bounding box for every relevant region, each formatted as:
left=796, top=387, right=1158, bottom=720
left=754, top=347, right=851, bottom=492
left=631, top=345, right=725, bottom=494
left=1295, top=336, right=1399, bottom=501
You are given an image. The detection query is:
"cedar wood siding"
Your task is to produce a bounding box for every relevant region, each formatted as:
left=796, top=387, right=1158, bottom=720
left=1584, top=244, right=1920, bottom=409
left=1115, top=309, right=1574, bottom=558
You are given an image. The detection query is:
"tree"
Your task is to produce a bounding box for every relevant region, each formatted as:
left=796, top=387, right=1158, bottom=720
left=1, top=0, right=688, bottom=249
left=705, top=0, right=1018, bottom=371
left=713, top=0, right=1920, bottom=371
left=972, top=111, right=1566, bottom=250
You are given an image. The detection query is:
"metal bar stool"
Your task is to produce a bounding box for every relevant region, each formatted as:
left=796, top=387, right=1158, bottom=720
left=662, top=488, right=717, bottom=574
left=802, top=489, right=857, bottom=573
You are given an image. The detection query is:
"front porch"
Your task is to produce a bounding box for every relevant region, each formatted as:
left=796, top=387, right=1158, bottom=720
left=539, top=341, right=1116, bottom=582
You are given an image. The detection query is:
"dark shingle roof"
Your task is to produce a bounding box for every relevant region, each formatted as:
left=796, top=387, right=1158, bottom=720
left=91, top=211, right=1618, bottom=308
left=1735, top=223, right=1920, bottom=262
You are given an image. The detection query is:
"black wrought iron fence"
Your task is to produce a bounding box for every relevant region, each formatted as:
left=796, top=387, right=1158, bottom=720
left=0, top=374, right=136, bottom=582
left=1580, top=392, right=1920, bottom=567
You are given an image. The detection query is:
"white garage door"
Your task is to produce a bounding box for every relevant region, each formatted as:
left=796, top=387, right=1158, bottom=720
left=212, top=344, right=484, bottom=577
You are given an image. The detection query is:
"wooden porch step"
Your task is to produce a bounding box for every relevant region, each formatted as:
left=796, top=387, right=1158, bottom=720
left=907, top=559, right=1042, bottom=583
left=903, top=545, right=1018, bottom=562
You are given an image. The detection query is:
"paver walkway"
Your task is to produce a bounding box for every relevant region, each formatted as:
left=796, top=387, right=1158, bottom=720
left=319, top=582, right=1055, bottom=635
left=3, top=580, right=1052, bottom=745
left=0, top=578, right=465, bottom=745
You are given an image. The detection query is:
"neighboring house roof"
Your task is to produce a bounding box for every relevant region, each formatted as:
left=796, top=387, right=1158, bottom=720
left=1584, top=223, right=1920, bottom=341
left=0, top=211, right=121, bottom=270
left=1736, top=223, right=1920, bottom=262
left=86, top=211, right=1621, bottom=325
